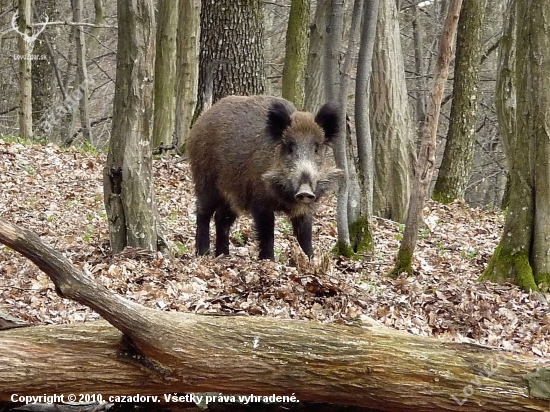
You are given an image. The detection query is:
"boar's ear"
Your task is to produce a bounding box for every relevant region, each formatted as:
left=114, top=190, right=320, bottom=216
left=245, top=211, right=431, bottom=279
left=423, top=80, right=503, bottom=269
left=315, top=103, right=340, bottom=144
left=266, top=101, right=293, bottom=140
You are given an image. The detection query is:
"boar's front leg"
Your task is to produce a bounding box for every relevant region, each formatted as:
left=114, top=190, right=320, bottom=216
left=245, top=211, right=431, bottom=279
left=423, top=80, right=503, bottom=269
left=251, top=205, right=275, bottom=260
left=291, top=215, right=313, bottom=258
left=195, top=197, right=218, bottom=256
left=214, top=202, right=237, bottom=256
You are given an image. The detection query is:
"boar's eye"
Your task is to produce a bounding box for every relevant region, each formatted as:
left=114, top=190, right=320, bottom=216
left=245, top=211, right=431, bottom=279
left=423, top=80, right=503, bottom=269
left=284, top=141, right=295, bottom=155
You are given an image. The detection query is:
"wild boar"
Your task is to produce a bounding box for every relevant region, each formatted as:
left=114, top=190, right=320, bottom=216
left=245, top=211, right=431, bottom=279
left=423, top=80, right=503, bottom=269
left=187, top=95, right=343, bottom=260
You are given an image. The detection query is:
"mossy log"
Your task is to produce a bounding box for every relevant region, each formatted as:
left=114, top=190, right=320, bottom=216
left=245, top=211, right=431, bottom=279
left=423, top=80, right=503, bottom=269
left=0, top=218, right=549, bottom=411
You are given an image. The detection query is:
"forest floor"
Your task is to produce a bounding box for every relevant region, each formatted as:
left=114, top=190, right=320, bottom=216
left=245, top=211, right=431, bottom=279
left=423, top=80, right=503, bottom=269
left=0, top=138, right=549, bottom=359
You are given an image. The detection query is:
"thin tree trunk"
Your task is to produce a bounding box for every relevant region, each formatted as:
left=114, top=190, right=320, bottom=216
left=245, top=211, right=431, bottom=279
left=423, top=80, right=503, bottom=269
left=31, top=0, right=58, bottom=126
left=18, top=0, right=33, bottom=139
left=337, top=0, right=362, bottom=252
left=152, top=0, right=178, bottom=148
left=392, top=0, right=463, bottom=277
left=72, top=0, right=92, bottom=144
left=352, top=0, right=380, bottom=253
left=325, top=0, right=351, bottom=255
left=103, top=0, right=161, bottom=253
left=281, top=0, right=311, bottom=108
left=174, top=0, right=200, bottom=148
left=412, top=5, right=426, bottom=129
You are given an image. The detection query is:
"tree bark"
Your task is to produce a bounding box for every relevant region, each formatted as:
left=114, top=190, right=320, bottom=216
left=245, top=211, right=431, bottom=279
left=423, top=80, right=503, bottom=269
left=481, top=0, right=550, bottom=291
left=304, top=0, right=329, bottom=113
left=0, top=218, right=548, bottom=411
left=393, top=0, right=463, bottom=276
left=103, top=0, right=161, bottom=253
left=370, top=0, right=415, bottom=223
left=174, top=0, right=200, bottom=147
left=31, top=0, right=58, bottom=126
left=495, top=0, right=516, bottom=210
left=194, top=0, right=265, bottom=120
left=18, top=0, right=33, bottom=139
left=325, top=0, right=351, bottom=256
left=281, top=0, right=311, bottom=109
left=352, top=0, right=380, bottom=253
left=152, top=0, right=178, bottom=148
left=433, top=0, right=488, bottom=203
left=411, top=6, right=426, bottom=130
left=71, top=0, right=92, bottom=144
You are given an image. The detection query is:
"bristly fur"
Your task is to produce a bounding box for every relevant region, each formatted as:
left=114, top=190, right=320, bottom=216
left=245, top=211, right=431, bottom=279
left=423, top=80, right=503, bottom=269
left=187, top=95, right=343, bottom=260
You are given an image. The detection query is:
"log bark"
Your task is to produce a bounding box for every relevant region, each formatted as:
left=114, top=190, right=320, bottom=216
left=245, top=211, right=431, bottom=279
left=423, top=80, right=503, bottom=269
left=0, top=217, right=548, bottom=411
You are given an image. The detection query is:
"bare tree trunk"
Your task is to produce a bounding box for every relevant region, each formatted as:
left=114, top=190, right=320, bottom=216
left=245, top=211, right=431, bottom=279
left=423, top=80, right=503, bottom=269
left=103, top=0, right=162, bottom=253
left=304, top=0, right=329, bottom=112
left=370, top=0, right=415, bottom=223
left=325, top=0, right=351, bottom=255
left=481, top=0, right=550, bottom=291
left=174, top=0, right=200, bottom=148
left=194, top=0, right=265, bottom=120
left=152, top=0, right=178, bottom=148
left=18, top=0, right=33, bottom=139
left=31, top=0, right=58, bottom=126
left=281, top=0, right=311, bottom=108
left=495, top=0, right=516, bottom=210
left=433, top=0, right=488, bottom=203
left=340, top=0, right=363, bottom=229
left=412, top=5, right=426, bottom=129
left=71, top=0, right=92, bottom=144
left=352, top=0, right=380, bottom=253
left=392, top=0, right=463, bottom=277
left=0, top=217, right=548, bottom=411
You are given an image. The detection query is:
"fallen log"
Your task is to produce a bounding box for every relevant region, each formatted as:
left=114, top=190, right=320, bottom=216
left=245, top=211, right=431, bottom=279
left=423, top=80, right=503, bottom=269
left=0, top=218, right=548, bottom=411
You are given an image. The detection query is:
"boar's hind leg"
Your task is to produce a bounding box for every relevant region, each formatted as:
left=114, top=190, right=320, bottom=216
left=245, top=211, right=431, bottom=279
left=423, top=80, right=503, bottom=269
left=214, top=202, right=237, bottom=256
left=251, top=206, right=275, bottom=260
left=195, top=199, right=217, bottom=256
left=291, top=215, right=314, bottom=258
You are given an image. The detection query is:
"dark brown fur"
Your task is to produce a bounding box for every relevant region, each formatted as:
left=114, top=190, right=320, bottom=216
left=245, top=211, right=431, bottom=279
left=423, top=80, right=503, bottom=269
left=187, top=95, right=342, bottom=259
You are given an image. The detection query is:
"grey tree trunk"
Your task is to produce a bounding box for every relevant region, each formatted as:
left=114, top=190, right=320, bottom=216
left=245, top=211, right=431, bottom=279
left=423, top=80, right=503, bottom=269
left=481, top=0, right=550, bottom=291
left=304, top=0, right=329, bottom=112
left=194, top=0, right=265, bottom=120
left=17, top=0, right=33, bottom=139
left=103, top=0, right=162, bottom=253
left=341, top=0, right=363, bottom=230
left=392, top=0, right=463, bottom=277
left=495, top=0, right=516, bottom=210
left=352, top=0, right=380, bottom=253
left=433, top=0, right=488, bottom=203
left=325, top=0, right=351, bottom=255
left=152, top=0, right=178, bottom=148
left=370, top=0, right=415, bottom=223
left=281, top=0, right=311, bottom=109
left=174, top=0, right=200, bottom=148
left=31, top=0, right=58, bottom=126
left=412, top=6, right=426, bottom=129
left=72, top=0, right=92, bottom=144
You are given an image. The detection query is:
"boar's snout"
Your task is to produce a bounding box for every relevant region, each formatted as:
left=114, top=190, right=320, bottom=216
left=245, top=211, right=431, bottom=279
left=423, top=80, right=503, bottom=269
left=295, top=183, right=316, bottom=203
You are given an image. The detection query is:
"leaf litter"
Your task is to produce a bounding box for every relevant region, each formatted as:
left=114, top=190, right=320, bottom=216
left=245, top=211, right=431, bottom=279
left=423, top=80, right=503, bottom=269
left=0, top=138, right=548, bottom=358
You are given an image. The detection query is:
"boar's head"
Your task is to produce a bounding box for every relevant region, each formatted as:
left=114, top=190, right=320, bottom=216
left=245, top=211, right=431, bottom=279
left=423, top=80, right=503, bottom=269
left=262, top=101, right=345, bottom=208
